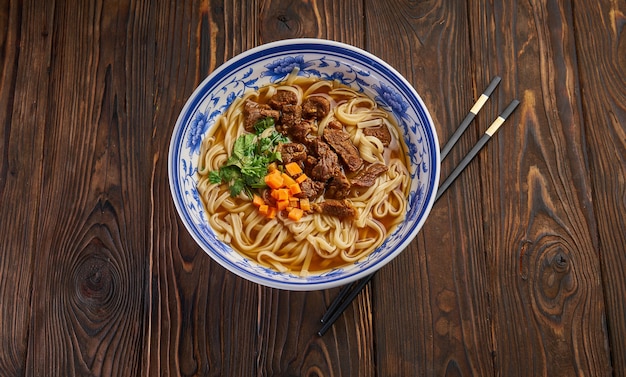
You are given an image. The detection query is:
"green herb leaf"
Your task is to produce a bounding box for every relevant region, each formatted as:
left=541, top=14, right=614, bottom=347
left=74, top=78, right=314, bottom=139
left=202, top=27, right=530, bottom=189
left=219, top=165, right=241, bottom=182
left=208, top=171, right=222, bottom=184
left=232, top=133, right=256, bottom=160
left=229, top=179, right=245, bottom=197
left=211, top=117, right=288, bottom=198
left=254, top=117, right=275, bottom=134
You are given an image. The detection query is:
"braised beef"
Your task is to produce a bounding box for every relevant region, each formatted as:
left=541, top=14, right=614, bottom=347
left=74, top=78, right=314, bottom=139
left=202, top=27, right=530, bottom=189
left=279, top=143, right=307, bottom=164
left=279, top=104, right=302, bottom=130
left=302, top=96, right=331, bottom=119
left=296, top=178, right=325, bottom=199
left=323, top=128, right=363, bottom=172
left=363, top=125, right=392, bottom=147
left=325, top=171, right=351, bottom=199
left=242, top=95, right=394, bottom=216
left=288, top=120, right=315, bottom=143
left=314, top=199, right=356, bottom=220
left=243, top=100, right=280, bottom=132
left=304, top=155, right=318, bottom=171
left=308, top=139, right=340, bottom=181
left=327, top=119, right=344, bottom=130
left=351, top=163, right=388, bottom=187
left=268, top=90, right=298, bottom=110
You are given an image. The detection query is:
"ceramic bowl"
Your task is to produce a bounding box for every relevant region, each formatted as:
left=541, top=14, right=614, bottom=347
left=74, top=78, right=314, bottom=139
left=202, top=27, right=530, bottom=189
left=169, top=38, right=439, bottom=290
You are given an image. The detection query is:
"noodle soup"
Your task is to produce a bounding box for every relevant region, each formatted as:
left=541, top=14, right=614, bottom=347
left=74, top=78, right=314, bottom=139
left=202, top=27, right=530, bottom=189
left=197, top=76, right=411, bottom=275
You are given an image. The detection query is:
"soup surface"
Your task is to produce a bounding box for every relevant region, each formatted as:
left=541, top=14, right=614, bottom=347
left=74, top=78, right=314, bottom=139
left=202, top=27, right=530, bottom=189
left=197, top=76, right=410, bottom=275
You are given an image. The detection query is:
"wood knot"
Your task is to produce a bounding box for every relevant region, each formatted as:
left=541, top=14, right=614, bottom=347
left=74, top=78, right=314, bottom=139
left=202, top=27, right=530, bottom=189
left=551, top=249, right=569, bottom=273
left=260, top=3, right=320, bottom=42
left=70, top=239, right=120, bottom=318
left=532, top=242, right=577, bottom=320
left=77, top=256, right=113, bottom=302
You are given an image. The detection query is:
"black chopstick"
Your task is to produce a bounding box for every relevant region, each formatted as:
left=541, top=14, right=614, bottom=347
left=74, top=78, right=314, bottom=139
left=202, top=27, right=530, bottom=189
left=317, top=97, right=520, bottom=337
left=317, top=274, right=374, bottom=336
left=320, top=277, right=357, bottom=324
left=440, top=76, right=501, bottom=161
left=435, top=99, right=519, bottom=201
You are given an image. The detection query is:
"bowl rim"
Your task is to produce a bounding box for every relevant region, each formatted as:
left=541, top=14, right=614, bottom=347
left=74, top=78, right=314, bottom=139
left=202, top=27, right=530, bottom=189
left=168, top=38, right=440, bottom=290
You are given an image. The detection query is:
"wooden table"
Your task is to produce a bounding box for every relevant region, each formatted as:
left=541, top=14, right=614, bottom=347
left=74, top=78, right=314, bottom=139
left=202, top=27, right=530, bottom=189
left=1, top=0, right=625, bottom=375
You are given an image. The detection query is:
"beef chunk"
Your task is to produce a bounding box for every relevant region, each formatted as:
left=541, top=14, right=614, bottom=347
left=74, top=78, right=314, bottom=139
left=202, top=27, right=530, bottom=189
left=279, top=143, right=307, bottom=164
left=325, top=171, right=351, bottom=199
left=243, top=100, right=280, bottom=132
left=269, top=90, right=298, bottom=110
left=296, top=178, right=325, bottom=199
left=302, top=96, right=331, bottom=119
left=327, top=119, right=344, bottom=130
left=279, top=104, right=302, bottom=130
left=288, top=120, right=315, bottom=143
left=304, top=155, right=318, bottom=172
left=323, top=128, right=363, bottom=172
left=351, top=163, right=389, bottom=187
left=363, top=125, right=392, bottom=147
left=314, top=199, right=356, bottom=220
left=308, top=139, right=340, bottom=181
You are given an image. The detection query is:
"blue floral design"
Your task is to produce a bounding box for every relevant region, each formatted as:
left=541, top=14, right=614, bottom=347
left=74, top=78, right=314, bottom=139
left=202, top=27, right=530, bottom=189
left=261, top=55, right=314, bottom=82
left=321, top=71, right=350, bottom=85
left=171, top=46, right=439, bottom=288
left=373, top=83, right=409, bottom=119
left=186, top=112, right=209, bottom=154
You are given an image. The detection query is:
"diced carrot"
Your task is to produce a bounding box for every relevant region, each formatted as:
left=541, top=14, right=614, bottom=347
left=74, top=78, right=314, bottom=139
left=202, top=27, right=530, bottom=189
left=281, top=173, right=297, bottom=187
left=285, top=162, right=303, bottom=176
left=277, top=200, right=289, bottom=211
left=299, top=198, right=311, bottom=212
left=265, top=171, right=284, bottom=189
left=258, top=204, right=269, bottom=216
left=252, top=194, right=265, bottom=207
left=288, top=183, right=301, bottom=195
left=268, top=162, right=278, bottom=173
left=289, top=198, right=299, bottom=207
left=271, top=188, right=289, bottom=201
left=278, top=189, right=289, bottom=201
left=266, top=207, right=277, bottom=219
left=295, top=173, right=308, bottom=184
left=288, top=208, right=304, bottom=221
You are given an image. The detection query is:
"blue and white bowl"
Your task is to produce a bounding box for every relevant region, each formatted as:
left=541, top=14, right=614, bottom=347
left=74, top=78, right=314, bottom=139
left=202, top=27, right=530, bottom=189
left=169, top=39, right=440, bottom=290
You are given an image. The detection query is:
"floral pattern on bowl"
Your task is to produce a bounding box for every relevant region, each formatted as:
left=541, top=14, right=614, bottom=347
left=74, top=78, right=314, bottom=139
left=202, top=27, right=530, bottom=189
left=169, top=39, right=440, bottom=290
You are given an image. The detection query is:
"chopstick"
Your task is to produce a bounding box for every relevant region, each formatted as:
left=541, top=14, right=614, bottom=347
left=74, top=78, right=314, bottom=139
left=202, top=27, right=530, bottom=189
left=440, top=76, right=501, bottom=160
left=317, top=90, right=519, bottom=337
left=318, top=274, right=374, bottom=336
left=435, top=99, right=520, bottom=201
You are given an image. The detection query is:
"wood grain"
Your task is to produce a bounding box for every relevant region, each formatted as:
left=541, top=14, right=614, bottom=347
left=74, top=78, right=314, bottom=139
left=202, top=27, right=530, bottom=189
left=148, top=0, right=374, bottom=376
left=363, top=1, right=495, bottom=376
left=23, top=0, right=149, bottom=375
left=469, top=0, right=612, bottom=374
left=0, top=0, right=624, bottom=376
left=573, top=0, right=626, bottom=373
left=0, top=0, right=51, bottom=375
left=257, top=1, right=374, bottom=375
left=147, top=1, right=261, bottom=376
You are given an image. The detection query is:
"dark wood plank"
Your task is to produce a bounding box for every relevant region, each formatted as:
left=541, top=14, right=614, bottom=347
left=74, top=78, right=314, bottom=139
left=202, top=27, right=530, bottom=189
left=23, top=0, right=150, bottom=375
left=572, top=0, right=626, bottom=373
left=2, top=0, right=622, bottom=375
left=255, top=1, right=375, bottom=376
left=146, top=1, right=260, bottom=376
left=363, top=1, right=496, bottom=375
left=147, top=0, right=372, bottom=376
left=0, top=0, right=52, bottom=375
left=468, top=0, right=612, bottom=375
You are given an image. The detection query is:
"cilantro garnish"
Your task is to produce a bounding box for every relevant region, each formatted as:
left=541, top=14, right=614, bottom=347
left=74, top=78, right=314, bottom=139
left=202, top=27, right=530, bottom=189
left=210, top=117, right=288, bottom=198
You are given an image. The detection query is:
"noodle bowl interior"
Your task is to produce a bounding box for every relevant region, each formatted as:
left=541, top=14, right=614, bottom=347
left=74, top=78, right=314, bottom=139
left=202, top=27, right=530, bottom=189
left=197, top=75, right=411, bottom=276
